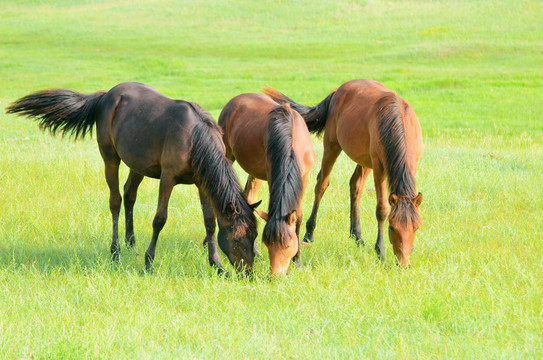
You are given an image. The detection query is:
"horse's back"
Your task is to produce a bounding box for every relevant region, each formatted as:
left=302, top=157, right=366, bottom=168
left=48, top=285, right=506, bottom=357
left=219, top=93, right=277, bottom=131
left=97, top=82, right=200, bottom=180
left=331, top=79, right=421, bottom=168
left=219, top=93, right=277, bottom=179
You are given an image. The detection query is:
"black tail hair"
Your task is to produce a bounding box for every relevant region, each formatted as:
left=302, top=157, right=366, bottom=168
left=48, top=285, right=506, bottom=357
left=6, top=89, right=106, bottom=139
left=263, top=86, right=335, bottom=136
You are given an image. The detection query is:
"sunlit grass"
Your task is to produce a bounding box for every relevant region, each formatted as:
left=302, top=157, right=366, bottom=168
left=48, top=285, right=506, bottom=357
left=1, top=0, right=542, bottom=358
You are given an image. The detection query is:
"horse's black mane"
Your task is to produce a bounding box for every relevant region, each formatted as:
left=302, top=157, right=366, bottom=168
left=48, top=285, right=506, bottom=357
left=262, top=104, right=303, bottom=246
left=377, top=93, right=421, bottom=228
left=189, top=103, right=257, bottom=233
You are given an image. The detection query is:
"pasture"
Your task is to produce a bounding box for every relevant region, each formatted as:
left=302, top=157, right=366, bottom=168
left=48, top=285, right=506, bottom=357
left=1, top=0, right=542, bottom=358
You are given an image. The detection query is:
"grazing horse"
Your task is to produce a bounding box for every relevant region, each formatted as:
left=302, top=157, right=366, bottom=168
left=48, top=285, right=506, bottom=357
left=7, top=82, right=258, bottom=274
left=218, top=94, right=315, bottom=274
left=264, top=79, right=423, bottom=267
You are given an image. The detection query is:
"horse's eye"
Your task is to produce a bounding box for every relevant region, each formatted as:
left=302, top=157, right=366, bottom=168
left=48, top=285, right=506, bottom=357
left=388, top=225, right=394, bottom=232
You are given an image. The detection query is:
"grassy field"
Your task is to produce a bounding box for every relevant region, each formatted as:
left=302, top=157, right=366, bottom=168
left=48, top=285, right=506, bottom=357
left=1, top=0, right=542, bottom=358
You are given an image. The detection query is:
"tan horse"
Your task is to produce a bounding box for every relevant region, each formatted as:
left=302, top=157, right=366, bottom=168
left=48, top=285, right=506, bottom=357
left=264, top=79, right=423, bottom=267
left=218, top=93, right=315, bottom=274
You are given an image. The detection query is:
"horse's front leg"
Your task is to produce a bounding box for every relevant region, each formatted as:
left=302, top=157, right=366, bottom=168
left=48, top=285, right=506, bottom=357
left=100, top=148, right=122, bottom=263
left=244, top=175, right=263, bottom=257
left=372, top=161, right=389, bottom=260
left=198, top=188, right=228, bottom=276
left=304, top=143, right=341, bottom=243
left=349, top=165, right=372, bottom=246
left=123, top=170, right=144, bottom=253
left=144, top=172, right=175, bottom=273
left=292, top=172, right=310, bottom=266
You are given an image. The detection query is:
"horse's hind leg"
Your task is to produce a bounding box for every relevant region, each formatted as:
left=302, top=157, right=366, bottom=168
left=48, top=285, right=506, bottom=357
left=244, top=175, right=263, bottom=257
left=198, top=189, right=228, bottom=276
left=123, top=170, right=144, bottom=251
left=349, top=165, right=372, bottom=246
left=144, top=172, right=176, bottom=273
left=100, top=147, right=122, bottom=262
left=304, top=142, right=341, bottom=243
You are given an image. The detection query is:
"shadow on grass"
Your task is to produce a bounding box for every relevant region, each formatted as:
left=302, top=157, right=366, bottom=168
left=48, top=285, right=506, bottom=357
left=0, top=231, right=399, bottom=279
left=0, top=241, right=116, bottom=273
left=0, top=236, right=243, bottom=279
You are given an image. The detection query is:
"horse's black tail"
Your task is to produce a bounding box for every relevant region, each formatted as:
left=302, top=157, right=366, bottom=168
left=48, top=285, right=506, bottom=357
left=262, top=86, right=335, bottom=137
left=6, top=89, right=106, bottom=139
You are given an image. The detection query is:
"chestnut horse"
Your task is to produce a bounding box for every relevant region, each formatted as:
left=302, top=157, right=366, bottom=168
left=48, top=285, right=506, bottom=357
left=7, top=82, right=258, bottom=274
left=218, top=94, right=315, bottom=274
left=264, top=79, right=423, bottom=267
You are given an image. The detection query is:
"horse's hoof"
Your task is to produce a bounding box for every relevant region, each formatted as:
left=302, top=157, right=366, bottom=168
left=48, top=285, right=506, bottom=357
left=125, top=236, right=136, bottom=248
left=140, top=268, right=152, bottom=276
left=303, top=233, right=314, bottom=244
left=349, top=233, right=365, bottom=247
left=144, top=258, right=154, bottom=274
left=375, top=248, right=385, bottom=262
left=111, top=252, right=120, bottom=263
left=395, top=261, right=411, bottom=269
left=217, top=268, right=231, bottom=278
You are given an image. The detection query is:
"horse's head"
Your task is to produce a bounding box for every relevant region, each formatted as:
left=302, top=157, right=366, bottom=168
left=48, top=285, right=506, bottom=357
left=388, top=192, right=423, bottom=267
left=256, top=209, right=299, bottom=275
left=217, top=202, right=259, bottom=274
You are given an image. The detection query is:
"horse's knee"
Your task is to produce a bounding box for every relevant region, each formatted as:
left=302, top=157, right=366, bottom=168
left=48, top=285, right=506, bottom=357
left=153, top=213, right=167, bottom=232
left=349, top=173, right=361, bottom=190
left=376, top=203, right=388, bottom=222
left=124, top=200, right=135, bottom=212
left=203, top=220, right=216, bottom=235
left=123, top=186, right=135, bottom=202
left=109, top=194, right=122, bottom=213
left=315, top=178, right=329, bottom=197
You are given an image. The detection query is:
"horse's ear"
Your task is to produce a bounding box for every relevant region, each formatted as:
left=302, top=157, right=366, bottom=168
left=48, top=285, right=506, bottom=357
left=250, top=200, right=262, bottom=210
left=388, top=193, right=398, bottom=207
left=255, top=209, right=269, bottom=222
left=286, top=210, right=297, bottom=225
left=413, top=192, right=423, bottom=207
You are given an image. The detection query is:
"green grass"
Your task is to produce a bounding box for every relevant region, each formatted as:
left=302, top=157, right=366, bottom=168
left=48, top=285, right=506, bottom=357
left=1, top=0, right=542, bottom=358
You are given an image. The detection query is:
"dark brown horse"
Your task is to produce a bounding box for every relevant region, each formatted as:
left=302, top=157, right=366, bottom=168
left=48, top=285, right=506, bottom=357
left=218, top=94, right=315, bottom=274
left=7, top=82, right=259, bottom=274
left=264, top=79, right=423, bottom=267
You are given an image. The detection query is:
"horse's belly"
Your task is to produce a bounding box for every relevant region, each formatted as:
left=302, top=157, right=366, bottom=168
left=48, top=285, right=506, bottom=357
left=338, top=138, right=373, bottom=169
left=230, top=140, right=268, bottom=180
left=122, top=159, right=162, bottom=179
left=345, top=152, right=373, bottom=169
left=235, top=156, right=268, bottom=180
